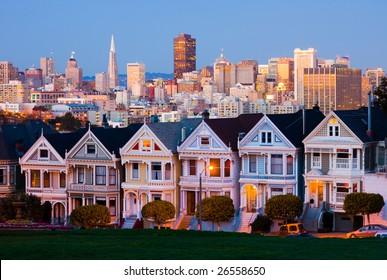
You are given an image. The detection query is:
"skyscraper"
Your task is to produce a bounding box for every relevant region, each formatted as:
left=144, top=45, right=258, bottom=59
left=108, top=35, right=119, bottom=90
left=127, top=63, right=145, bottom=96
left=95, top=72, right=108, bottom=92
left=294, top=48, right=317, bottom=104
left=40, top=55, right=56, bottom=77
left=213, top=50, right=232, bottom=94
left=173, top=33, right=196, bottom=80
left=0, top=61, right=18, bottom=84
left=65, top=52, right=83, bottom=86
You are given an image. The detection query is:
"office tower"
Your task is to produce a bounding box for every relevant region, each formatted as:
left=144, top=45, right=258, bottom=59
left=268, top=58, right=279, bottom=82
left=335, top=56, right=350, bottom=68
left=173, top=33, right=196, bottom=80
left=25, top=67, right=43, bottom=88
left=0, top=61, right=18, bottom=84
left=108, top=35, right=119, bottom=89
left=95, top=72, right=108, bottom=92
left=40, top=55, right=55, bottom=77
left=127, top=63, right=145, bottom=96
left=277, top=58, right=294, bottom=97
left=303, top=67, right=362, bottom=115
left=65, top=52, right=82, bottom=86
left=213, top=50, right=232, bottom=94
left=366, top=68, right=385, bottom=88
left=294, top=48, right=317, bottom=104
left=233, top=60, right=258, bottom=85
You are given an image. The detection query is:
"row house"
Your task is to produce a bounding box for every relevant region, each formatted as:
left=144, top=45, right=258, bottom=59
left=303, top=107, right=387, bottom=231
left=120, top=119, right=201, bottom=228
left=177, top=114, right=263, bottom=231
left=19, top=124, right=142, bottom=224
left=238, top=108, right=324, bottom=227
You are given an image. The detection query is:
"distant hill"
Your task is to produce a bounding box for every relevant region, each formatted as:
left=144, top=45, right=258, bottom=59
left=83, top=73, right=174, bottom=87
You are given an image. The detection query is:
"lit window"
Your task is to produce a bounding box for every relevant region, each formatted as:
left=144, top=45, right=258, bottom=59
left=142, top=140, right=151, bottom=151
left=44, top=172, right=50, bottom=188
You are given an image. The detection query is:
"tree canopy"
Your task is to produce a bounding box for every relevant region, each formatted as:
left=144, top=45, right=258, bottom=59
left=264, top=194, right=303, bottom=223
left=141, top=200, right=175, bottom=229
left=373, top=76, right=387, bottom=114
left=195, top=196, right=235, bottom=231
left=344, top=192, right=385, bottom=224
left=70, top=204, right=111, bottom=229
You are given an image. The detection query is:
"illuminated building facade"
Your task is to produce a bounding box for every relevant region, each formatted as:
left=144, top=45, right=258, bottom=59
left=294, top=48, right=317, bottom=104
left=174, top=33, right=196, bottom=80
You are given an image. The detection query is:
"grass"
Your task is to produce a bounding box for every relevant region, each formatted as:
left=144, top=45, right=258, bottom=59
left=0, top=229, right=386, bottom=260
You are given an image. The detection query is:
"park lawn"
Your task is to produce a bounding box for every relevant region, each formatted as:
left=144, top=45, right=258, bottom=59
left=0, top=229, right=386, bottom=260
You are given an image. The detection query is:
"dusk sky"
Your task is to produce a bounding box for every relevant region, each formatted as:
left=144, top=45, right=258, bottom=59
left=2, top=0, right=386, bottom=76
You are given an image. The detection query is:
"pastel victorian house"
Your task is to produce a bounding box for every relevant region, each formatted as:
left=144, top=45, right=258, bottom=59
left=238, top=108, right=324, bottom=231
left=177, top=114, right=263, bottom=231
left=120, top=119, right=200, bottom=229
left=19, top=131, right=84, bottom=224
left=1, top=121, right=55, bottom=198
left=303, top=107, right=387, bottom=231
left=65, top=124, right=142, bottom=225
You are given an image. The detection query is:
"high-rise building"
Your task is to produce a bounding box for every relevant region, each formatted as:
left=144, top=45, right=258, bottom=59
left=213, top=50, right=232, bottom=94
left=0, top=80, right=30, bottom=103
left=127, top=63, right=145, bottom=96
left=25, top=67, right=43, bottom=88
left=268, top=58, right=279, bottom=82
left=0, top=61, right=18, bottom=84
left=40, top=55, right=56, bottom=77
left=95, top=72, right=108, bottom=92
left=108, top=35, right=119, bottom=90
left=232, top=60, right=258, bottom=85
left=294, top=48, right=317, bottom=104
left=65, top=52, right=82, bottom=86
left=173, top=33, right=196, bottom=80
left=303, top=67, right=362, bottom=115
left=366, top=68, right=385, bottom=88
left=277, top=57, right=294, bottom=95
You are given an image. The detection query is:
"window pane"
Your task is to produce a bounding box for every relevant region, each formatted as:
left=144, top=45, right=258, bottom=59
left=224, top=159, right=231, bottom=177
left=271, top=155, right=283, bottom=174
left=209, top=158, right=220, bottom=177
left=151, top=162, right=162, bottom=180
left=287, top=155, right=293, bottom=174
left=249, top=156, right=256, bottom=173
left=0, top=169, right=6, bottom=184
left=31, top=170, right=40, bottom=187
left=44, top=172, right=50, bottom=187
left=109, top=168, right=116, bottom=185
left=132, top=163, right=139, bottom=179
left=189, top=160, right=196, bottom=175
left=165, top=163, right=171, bottom=180
left=96, top=166, right=106, bottom=185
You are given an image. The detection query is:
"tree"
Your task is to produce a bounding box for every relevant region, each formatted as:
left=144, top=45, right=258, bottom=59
left=195, top=196, right=235, bottom=231
left=373, top=76, right=387, bottom=114
left=0, top=193, right=44, bottom=222
left=141, top=200, right=175, bottom=230
left=344, top=192, right=385, bottom=225
left=264, top=194, right=303, bottom=224
left=55, top=112, right=81, bottom=131
left=70, top=204, right=111, bottom=229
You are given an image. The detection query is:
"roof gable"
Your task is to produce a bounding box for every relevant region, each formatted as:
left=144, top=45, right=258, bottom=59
left=20, top=135, right=65, bottom=165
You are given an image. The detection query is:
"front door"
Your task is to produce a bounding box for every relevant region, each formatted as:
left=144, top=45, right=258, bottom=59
left=187, top=191, right=195, bottom=215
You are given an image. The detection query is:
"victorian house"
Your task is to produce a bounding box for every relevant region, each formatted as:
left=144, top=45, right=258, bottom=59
left=177, top=114, right=263, bottom=231
left=65, top=124, right=141, bottom=225
left=238, top=108, right=324, bottom=231
left=303, top=106, right=387, bottom=231
left=120, top=119, right=200, bottom=229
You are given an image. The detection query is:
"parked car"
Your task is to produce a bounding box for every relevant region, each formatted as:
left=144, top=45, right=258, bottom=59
left=346, top=224, right=387, bottom=238
left=375, top=230, right=387, bottom=239
left=278, top=223, right=308, bottom=237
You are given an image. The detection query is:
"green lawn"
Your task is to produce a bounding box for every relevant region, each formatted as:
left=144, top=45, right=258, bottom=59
left=1, top=229, right=386, bottom=260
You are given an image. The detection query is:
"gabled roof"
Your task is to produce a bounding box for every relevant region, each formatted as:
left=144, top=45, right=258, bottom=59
left=44, top=130, right=86, bottom=158
left=204, top=114, right=264, bottom=150
left=0, top=120, right=56, bottom=160
left=146, top=118, right=201, bottom=153
left=334, top=107, right=387, bottom=143
left=267, top=109, right=325, bottom=148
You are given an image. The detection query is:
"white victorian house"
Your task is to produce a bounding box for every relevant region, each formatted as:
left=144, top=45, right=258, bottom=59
left=177, top=114, right=262, bottom=231
left=303, top=107, right=387, bottom=231
left=120, top=119, right=200, bottom=229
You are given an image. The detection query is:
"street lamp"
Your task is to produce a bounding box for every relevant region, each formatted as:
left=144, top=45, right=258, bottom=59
left=198, top=164, right=213, bottom=231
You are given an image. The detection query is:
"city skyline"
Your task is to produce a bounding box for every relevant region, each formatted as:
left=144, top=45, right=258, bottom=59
left=1, top=0, right=387, bottom=76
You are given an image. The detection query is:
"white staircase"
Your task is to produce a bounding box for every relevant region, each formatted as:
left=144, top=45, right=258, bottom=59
left=237, top=212, right=257, bottom=233
left=121, top=215, right=137, bottom=229
left=302, top=207, right=320, bottom=232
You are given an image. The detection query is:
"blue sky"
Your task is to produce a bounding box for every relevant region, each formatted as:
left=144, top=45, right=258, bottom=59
left=1, top=0, right=386, bottom=76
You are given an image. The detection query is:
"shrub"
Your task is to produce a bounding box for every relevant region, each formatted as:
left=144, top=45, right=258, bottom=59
left=250, top=215, right=272, bottom=233
left=141, top=200, right=175, bottom=230
left=70, top=204, right=111, bottom=229
left=0, top=193, right=44, bottom=222
left=265, top=194, right=303, bottom=223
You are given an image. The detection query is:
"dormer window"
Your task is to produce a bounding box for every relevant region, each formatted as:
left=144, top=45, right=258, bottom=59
left=141, top=139, right=151, bottom=152
left=328, top=118, right=340, bottom=137
left=39, top=149, right=49, bottom=159
left=86, top=144, right=96, bottom=154
left=261, top=131, right=272, bottom=144
left=201, top=136, right=210, bottom=146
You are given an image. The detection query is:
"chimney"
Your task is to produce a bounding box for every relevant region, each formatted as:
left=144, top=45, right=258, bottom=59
left=366, top=86, right=373, bottom=137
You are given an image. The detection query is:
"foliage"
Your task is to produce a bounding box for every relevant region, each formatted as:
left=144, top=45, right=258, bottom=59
left=141, top=200, right=175, bottom=229
left=250, top=215, right=272, bottom=233
left=264, top=194, right=303, bottom=223
left=373, top=76, right=387, bottom=114
left=55, top=112, right=81, bottom=131
left=70, top=204, right=111, bottom=229
left=195, top=196, right=235, bottom=231
left=344, top=192, right=385, bottom=224
left=321, top=211, right=333, bottom=231
left=0, top=193, right=44, bottom=222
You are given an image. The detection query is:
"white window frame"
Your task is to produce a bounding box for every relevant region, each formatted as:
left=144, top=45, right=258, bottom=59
left=39, top=148, right=49, bottom=160
left=86, top=144, right=96, bottom=154
left=132, top=163, right=139, bottom=179
left=261, top=131, right=273, bottom=144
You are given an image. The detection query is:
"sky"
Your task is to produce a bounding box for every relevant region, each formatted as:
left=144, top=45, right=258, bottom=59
left=1, top=0, right=387, bottom=76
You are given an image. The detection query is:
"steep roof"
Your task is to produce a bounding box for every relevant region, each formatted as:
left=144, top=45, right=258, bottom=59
left=146, top=118, right=201, bottom=153
left=0, top=120, right=56, bottom=160
left=44, top=130, right=86, bottom=158
left=268, top=109, right=325, bottom=148
left=204, top=114, right=264, bottom=150
left=334, top=107, right=387, bottom=143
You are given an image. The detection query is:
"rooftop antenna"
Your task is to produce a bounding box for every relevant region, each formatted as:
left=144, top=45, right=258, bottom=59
left=71, top=51, right=75, bottom=59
